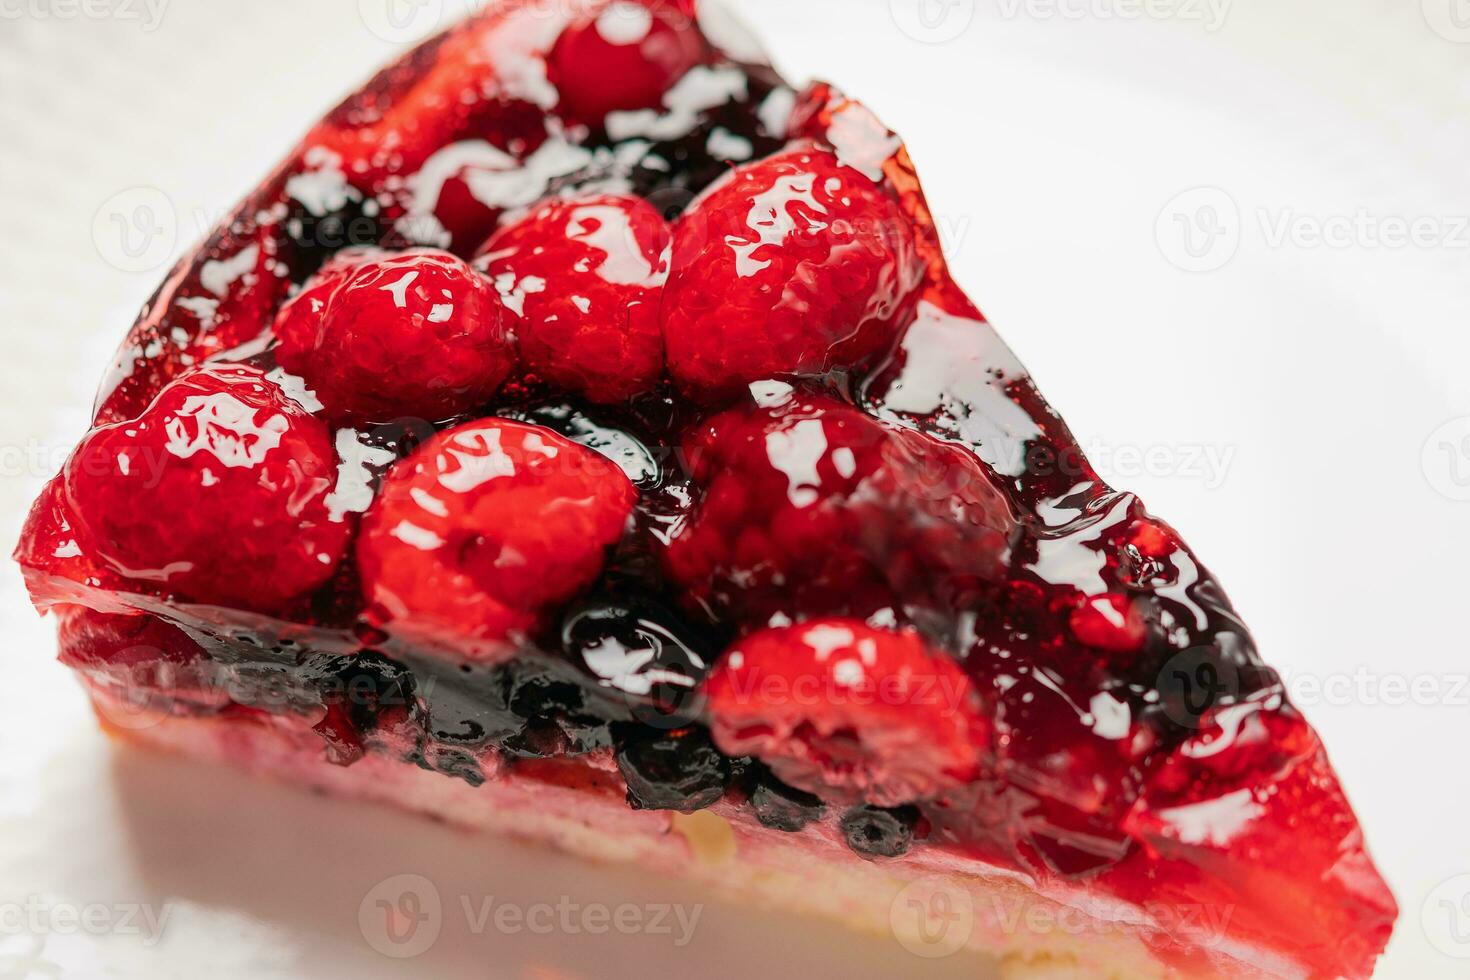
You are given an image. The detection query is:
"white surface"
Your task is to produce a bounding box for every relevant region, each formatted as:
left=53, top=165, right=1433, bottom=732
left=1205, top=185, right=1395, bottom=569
left=2, top=1, right=1468, bottom=977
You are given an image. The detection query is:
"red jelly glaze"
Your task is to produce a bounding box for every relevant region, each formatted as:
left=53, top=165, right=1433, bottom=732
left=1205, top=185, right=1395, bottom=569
left=57, top=606, right=206, bottom=672
left=63, top=364, right=349, bottom=613
left=10, top=4, right=1397, bottom=976
left=275, top=249, right=515, bottom=422
left=357, top=419, right=637, bottom=661
left=476, top=193, right=670, bottom=403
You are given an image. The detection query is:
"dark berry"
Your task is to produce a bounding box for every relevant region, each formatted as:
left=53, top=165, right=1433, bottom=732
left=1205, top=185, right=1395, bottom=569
left=282, top=189, right=384, bottom=283
left=561, top=598, right=714, bottom=727
left=747, top=768, right=826, bottom=832
left=841, top=805, right=919, bottom=859
left=615, top=726, right=730, bottom=813
left=303, top=652, right=417, bottom=733
left=423, top=744, right=487, bottom=787
left=502, top=663, right=615, bottom=759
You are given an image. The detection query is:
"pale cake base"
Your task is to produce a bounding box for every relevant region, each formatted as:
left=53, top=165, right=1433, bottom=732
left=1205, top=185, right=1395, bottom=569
left=93, top=694, right=1298, bottom=979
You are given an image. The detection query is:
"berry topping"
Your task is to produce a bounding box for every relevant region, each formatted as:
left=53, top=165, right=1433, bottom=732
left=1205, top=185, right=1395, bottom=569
left=477, top=194, right=671, bottom=403
left=305, top=25, right=543, bottom=196
left=745, top=766, right=827, bottom=832
left=501, top=659, right=618, bottom=759
left=357, top=419, right=637, bottom=660
left=703, top=620, right=988, bottom=807
left=664, top=390, right=1016, bottom=624
left=560, top=597, right=713, bottom=725
left=63, top=365, right=349, bottom=612
left=840, top=804, right=920, bottom=859
left=548, top=1, right=706, bottom=126
left=615, top=725, right=730, bottom=813
left=274, top=249, right=515, bottom=423
left=303, top=651, right=419, bottom=767
left=661, top=146, right=925, bottom=397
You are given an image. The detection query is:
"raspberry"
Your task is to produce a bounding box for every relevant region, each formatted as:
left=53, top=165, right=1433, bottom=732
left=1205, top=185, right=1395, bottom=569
left=476, top=194, right=670, bottom=403
left=703, top=619, right=988, bottom=807
left=547, top=1, right=706, bottom=126
left=357, top=419, right=637, bottom=661
left=274, top=249, right=515, bottom=423
left=661, top=146, right=925, bottom=398
left=663, top=390, right=1015, bottom=623
left=63, top=365, right=349, bottom=613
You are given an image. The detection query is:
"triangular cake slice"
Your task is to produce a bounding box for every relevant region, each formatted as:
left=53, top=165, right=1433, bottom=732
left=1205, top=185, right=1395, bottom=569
left=15, top=3, right=1395, bottom=976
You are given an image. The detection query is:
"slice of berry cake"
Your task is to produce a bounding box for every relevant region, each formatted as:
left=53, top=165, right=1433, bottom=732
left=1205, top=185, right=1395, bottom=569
left=14, top=2, right=1395, bottom=976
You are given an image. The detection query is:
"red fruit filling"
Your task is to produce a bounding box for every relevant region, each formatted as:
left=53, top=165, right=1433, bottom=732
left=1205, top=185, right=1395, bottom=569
left=664, top=388, right=1015, bottom=624
left=61, top=364, right=349, bottom=613
left=476, top=193, right=670, bottom=403
left=358, top=419, right=636, bottom=660
left=662, top=144, right=926, bottom=398
left=274, top=249, right=514, bottom=422
left=547, top=1, right=706, bottom=126
left=705, top=619, right=988, bottom=807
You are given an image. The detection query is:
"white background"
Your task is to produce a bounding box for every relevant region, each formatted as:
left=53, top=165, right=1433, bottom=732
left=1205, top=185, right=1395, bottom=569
left=2, top=1, right=1468, bottom=976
